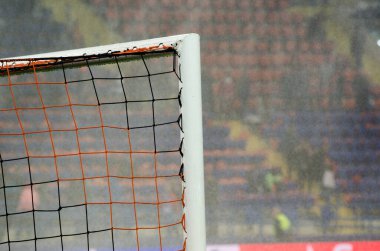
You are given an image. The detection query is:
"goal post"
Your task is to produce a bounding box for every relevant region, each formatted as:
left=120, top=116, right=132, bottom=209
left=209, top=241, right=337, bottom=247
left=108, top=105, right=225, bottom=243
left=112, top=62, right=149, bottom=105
left=180, top=34, right=206, bottom=251
left=0, top=33, right=206, bottom=251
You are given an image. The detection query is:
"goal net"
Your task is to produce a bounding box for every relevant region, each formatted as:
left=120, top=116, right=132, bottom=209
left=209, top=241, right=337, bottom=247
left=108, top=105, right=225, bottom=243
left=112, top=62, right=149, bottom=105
left=0, top=34, right=205, bottom=251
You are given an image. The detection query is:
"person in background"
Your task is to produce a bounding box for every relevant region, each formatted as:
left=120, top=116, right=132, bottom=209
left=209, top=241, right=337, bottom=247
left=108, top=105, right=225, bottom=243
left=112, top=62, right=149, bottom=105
left=17, top=185, right=40, bottom=212
left=15, top=185, right=40, bottom=239
left=264, top=167, right=283, bottom=194
left=272, top=206, right=292, bottom=242
left=321, top=159, right=336, bottom=200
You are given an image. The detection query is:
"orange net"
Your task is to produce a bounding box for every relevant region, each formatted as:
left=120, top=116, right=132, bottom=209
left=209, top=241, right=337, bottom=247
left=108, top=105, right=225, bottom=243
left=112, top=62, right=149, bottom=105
left=0, top=49, right=186, bottom=250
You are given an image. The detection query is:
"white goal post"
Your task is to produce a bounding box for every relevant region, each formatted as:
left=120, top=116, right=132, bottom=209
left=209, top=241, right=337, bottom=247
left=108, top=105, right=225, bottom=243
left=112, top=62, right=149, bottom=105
left=0, top=33, right=205, bottom=251
left=180, top=34, right=206, bottom=251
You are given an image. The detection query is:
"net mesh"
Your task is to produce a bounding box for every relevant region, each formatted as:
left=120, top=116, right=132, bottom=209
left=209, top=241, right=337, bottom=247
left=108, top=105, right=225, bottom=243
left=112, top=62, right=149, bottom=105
left=0, top=49, right=186, bottom=251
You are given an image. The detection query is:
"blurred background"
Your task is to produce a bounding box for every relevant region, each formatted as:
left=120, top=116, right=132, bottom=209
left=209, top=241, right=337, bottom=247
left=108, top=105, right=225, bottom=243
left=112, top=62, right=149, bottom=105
left=1, top=0, right=380, bottom=247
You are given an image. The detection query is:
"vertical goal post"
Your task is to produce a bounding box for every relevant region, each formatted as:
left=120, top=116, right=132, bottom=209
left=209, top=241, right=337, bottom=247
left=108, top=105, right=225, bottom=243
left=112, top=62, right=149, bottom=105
left=0, top=33, right=206, bottom=251
left=180, top=34, right=206, bottom=251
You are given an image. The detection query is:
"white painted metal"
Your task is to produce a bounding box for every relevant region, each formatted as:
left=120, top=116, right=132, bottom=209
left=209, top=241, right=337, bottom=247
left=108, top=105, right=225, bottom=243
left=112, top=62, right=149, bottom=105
left=179, top=33, right=206, bottom=251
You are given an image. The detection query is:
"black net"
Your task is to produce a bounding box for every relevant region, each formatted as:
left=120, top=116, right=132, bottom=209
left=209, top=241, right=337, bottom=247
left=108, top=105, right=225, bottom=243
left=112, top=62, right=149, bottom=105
left=0, top=49, right=186, bottom=251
